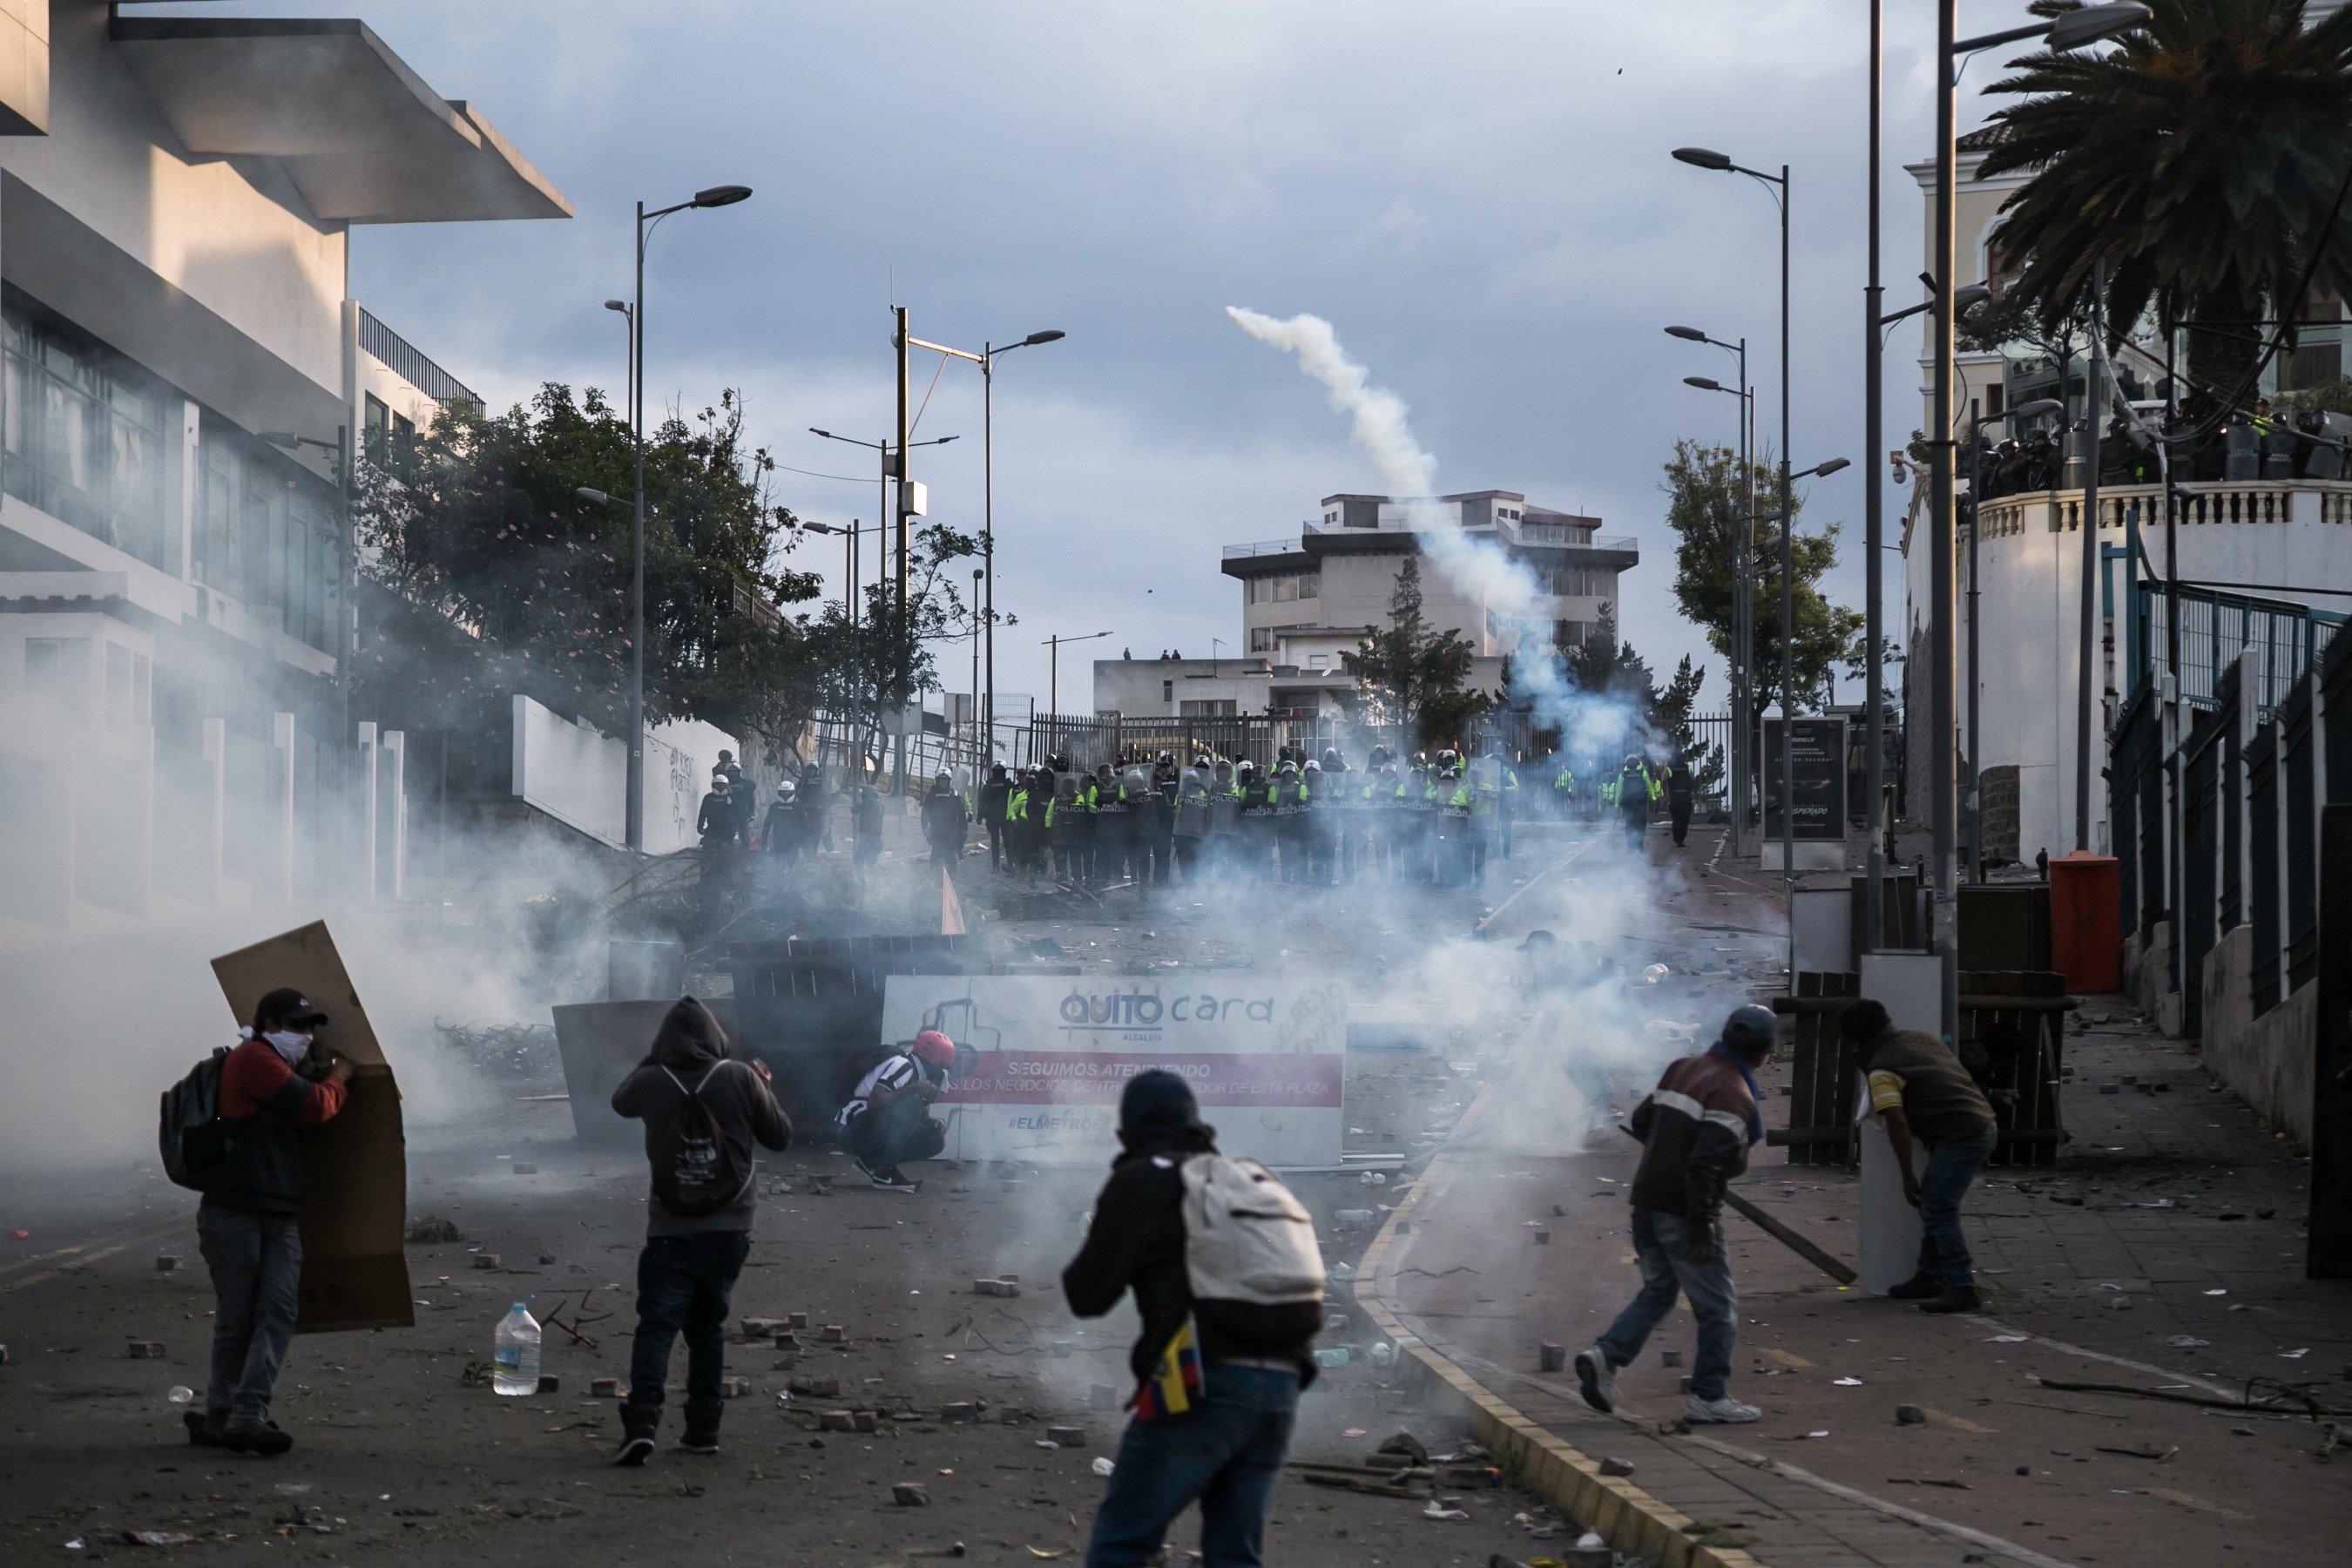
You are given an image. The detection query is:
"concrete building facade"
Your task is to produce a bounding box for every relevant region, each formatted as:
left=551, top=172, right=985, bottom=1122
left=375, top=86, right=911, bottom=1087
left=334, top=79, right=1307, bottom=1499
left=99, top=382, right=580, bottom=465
left=0, top=8, right=565, bottom=933
left=1099, top=490, right=1637, bottom=718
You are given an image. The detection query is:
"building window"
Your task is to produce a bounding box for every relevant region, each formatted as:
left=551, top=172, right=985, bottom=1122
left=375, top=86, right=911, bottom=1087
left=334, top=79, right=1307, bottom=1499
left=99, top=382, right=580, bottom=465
left=1180, top=699, right=1236, bottom=717
left=1247, top=571, right=1319, bottom=605
left=3, top=289, right=173, bottom=570
left=197, top=420, right=341, bottom=653
left=24, top=635, right=91, bottom=724
left=1162, top=679, right=1174, bottom=702
left=1249, top=625, right=1275, bottom=652
left=1307, top=652, right=1328, bottom=670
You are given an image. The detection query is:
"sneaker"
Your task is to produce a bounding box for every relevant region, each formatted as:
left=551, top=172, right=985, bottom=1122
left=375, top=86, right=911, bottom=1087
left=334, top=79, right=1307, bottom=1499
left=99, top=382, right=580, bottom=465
left=851, top=1154, right=882, bottom=1184
left=679, top=1411, right=722, bottom=1456
left=1572, top=1346, right=1616, bottom=1414
left=869, top=1167, right=921, bottom=1193
left=1885, top=1271, right=1943, bottom=1301
left=220, top=1418, right=294, bottom=1456
left=1918, top=1286, right=1982, bottom=1315
left=1683, top=1394, right=1761, bottom=1425
left=614, top=1404, right=659, bottom=1468
left=183, top=1411, right=225, bottom=1448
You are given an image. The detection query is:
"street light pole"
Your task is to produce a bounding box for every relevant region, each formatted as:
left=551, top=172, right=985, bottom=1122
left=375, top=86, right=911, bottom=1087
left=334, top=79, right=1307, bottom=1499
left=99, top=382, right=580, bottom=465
left=1864, top=0, right=1887, bottom=951
left=895, top=307, right=911, bottom=799
left=2075, top=262, right=2107, bottom=851
left=1668, top=328, right=1750, bottom=851
left=625, top=182, right=751, bottom=850
left=1045, top=630, right=1115, bottom=720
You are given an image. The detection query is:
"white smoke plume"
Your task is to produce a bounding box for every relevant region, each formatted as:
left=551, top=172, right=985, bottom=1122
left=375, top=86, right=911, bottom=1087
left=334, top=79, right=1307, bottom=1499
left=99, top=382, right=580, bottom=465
left=1224, top=308, right=1437, bottom=500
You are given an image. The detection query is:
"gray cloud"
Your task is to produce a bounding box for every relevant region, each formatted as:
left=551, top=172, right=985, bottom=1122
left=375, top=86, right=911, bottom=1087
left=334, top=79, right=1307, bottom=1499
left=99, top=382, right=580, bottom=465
left=170, top=0, right=2035, bottom=711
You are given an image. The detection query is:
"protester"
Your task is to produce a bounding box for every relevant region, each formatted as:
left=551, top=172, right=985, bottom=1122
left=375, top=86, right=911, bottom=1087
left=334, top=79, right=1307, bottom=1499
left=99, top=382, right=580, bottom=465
left=1062, top=1070, right=1323, bottom=1568
left=1575, top=1004, right=1775, bottom=1425
left=835, top=1030, right=956, bottom=1192
left=1840, top=998, right=2000, bottom=1313
left=609, top=997, right=791, bottom=1464
left=190, top=988, right=353, bottom=1456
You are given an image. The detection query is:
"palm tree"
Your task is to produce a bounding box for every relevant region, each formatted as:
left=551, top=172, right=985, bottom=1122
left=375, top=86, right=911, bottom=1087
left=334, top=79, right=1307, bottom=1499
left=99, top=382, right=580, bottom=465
left=1977, top=0, right=2352, bottom=408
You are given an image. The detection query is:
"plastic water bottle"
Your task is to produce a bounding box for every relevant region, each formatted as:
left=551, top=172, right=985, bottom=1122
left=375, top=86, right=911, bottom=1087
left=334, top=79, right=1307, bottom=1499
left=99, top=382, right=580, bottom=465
left=492, top=1303, right=541, bottom=1396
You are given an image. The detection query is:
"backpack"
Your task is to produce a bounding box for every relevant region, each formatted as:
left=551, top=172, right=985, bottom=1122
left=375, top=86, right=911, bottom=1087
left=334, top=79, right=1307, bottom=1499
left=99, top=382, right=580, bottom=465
left=649, top=1063, right=755, bottom=1219
left=1177, top=1154, right=1326, bottom=1307
left=159, top=1048, right=233, bottom=1191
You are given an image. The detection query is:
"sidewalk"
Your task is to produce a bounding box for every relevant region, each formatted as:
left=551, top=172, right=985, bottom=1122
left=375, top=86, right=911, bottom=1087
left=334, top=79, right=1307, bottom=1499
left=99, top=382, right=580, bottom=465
left=1362, top=824, right=2349, bottom=1568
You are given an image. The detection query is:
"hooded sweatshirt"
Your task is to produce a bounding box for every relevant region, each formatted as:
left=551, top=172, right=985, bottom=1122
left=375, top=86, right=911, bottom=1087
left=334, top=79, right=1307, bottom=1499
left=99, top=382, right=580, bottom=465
left=1061, top=1124, right=1321, bottom=1389
left=611, top=997, right=792, bottom=1237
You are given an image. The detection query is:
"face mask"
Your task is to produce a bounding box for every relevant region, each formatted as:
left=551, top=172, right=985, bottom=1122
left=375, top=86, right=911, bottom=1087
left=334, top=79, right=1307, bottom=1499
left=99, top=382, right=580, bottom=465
left=262, top=1030, right=313, bottom=1066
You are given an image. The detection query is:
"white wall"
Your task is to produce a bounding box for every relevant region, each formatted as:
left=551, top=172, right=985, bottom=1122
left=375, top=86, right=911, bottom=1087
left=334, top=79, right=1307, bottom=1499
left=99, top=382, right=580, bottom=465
left=644, top=718, right=737, bottom=856
left=510, top=694, right=625, bottom=848
left=0, top=10, right=347, bottom=395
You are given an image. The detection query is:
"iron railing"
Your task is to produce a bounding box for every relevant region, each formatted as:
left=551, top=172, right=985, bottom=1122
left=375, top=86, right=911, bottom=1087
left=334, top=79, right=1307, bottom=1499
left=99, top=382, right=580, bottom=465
left=358, top=308, right=481, bottom=410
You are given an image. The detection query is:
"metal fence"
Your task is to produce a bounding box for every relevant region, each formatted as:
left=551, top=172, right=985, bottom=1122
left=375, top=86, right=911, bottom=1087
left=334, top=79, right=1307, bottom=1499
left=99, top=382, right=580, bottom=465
left=2142, top=582, right=2345, bottom=716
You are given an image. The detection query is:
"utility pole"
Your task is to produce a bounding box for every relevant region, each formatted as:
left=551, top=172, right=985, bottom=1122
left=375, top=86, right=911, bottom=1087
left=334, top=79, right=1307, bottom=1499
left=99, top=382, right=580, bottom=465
left=1777, top=161, right=1796, bottom=928
left=1862, top=0, right=1888, bottom=950
left=894, top=306, right=911, bottom=798
left=1930, top=0, right=1961, bottom=1044
left=2075, top=262, right=2106, bottom=851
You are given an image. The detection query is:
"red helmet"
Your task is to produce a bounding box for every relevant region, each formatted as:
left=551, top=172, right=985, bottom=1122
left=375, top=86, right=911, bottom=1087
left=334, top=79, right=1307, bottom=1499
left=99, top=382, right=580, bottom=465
left=911, top=1030, right=956, bottom=1067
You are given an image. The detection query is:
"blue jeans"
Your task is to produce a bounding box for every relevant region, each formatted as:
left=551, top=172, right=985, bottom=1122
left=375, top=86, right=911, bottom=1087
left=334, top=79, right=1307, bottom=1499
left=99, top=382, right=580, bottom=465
left=626, top=1231, right=750, bottom=1418
left=1085, top=1362, right=1299, bottom=1568
left=1596, top=1207, right=1737, bottom=1402
left=198, top=1205, right=303, bottom=1427
left=1915, top=1129, right=1997, bottom=1290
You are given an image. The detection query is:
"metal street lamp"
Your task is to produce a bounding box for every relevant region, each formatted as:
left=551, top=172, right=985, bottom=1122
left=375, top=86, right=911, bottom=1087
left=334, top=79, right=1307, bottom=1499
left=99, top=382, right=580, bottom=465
left=1927, top=1, right=2147, bottom=1037
left=623, top=182, right=753, bottom=850
left=1673, top=142, right=1797, bottom=920
left=898, top=325, right=1067, bottom=780
left=1043, top=630, right=1114, bottom=721
left=1670, top=333, right=1756, bottom=849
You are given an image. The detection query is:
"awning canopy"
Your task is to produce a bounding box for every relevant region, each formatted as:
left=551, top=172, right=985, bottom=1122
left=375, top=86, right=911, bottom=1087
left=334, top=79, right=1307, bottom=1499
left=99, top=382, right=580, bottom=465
left=110, top=17, right=571, bottom=224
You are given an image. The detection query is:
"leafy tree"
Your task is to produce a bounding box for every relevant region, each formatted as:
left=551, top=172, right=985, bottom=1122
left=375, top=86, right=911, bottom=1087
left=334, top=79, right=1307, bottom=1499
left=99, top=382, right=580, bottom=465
left=1977, top=0, right=2352, bottom=406
left=1342, top=555, right=1487, bottom=747
left=1654, top=654, right=1726, bottom=797
left=802, top=522, right=983, bottom=781
left=1659, top=439, right=1863, bottom=710
left=1560, top=602, right=1656, bottom=709
left=355, top=384, right=821, bottom=757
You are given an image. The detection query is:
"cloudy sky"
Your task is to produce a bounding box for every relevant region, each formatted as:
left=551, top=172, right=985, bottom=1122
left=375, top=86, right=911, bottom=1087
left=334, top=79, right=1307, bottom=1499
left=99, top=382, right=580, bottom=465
left=172, top=1, right=2040, bottom=712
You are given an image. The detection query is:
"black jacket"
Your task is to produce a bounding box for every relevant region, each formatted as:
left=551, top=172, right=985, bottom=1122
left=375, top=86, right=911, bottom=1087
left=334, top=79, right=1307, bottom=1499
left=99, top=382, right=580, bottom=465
left=1061, top=1126, right=1321, bottom=1389
left=612, top=997, right=791, bottom=1236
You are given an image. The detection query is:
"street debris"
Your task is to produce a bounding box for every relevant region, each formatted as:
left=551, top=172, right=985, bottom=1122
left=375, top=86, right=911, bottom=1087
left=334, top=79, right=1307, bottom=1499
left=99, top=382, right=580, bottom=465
left=1895, top=1404, right=1926, bottom=1425
left=1598, top=1455, right=1634, bottom=1477
left=892, top=1482, right=930, bottom=1505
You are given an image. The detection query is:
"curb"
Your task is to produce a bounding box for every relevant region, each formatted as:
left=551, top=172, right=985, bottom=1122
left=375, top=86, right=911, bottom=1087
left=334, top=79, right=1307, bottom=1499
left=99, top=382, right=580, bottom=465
left=1350, top=962, right=1767, bottom=1568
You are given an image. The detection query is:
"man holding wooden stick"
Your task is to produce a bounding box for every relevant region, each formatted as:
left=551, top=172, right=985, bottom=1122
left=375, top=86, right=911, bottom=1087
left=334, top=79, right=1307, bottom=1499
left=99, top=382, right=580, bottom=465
left=1575, top=1004, right=1778, bottom=1426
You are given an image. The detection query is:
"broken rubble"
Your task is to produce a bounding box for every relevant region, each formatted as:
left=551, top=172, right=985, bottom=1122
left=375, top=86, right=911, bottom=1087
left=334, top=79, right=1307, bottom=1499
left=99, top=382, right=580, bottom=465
left=891, top=1483, right=931, bottom=1506
left=1598, top=1456, right=1634, bottom=1477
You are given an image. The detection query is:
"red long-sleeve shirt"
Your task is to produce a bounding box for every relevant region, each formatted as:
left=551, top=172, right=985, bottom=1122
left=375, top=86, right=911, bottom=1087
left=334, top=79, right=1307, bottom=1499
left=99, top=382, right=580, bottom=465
left=204, top=1037, right=348, bottom=1214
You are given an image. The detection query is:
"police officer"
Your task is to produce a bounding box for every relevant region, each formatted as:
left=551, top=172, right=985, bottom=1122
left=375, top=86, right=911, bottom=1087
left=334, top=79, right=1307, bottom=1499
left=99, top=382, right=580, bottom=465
left=1616, top=754, right=1652, bottom=853
left=1091, top=761, right=1130, bottom=884
left=1172, top=757, right=1213, bottom=882
left=979, top=764, right=1012, bottom=871
left=1235, top=759, right=1275, bottom=881
left=1205, top=758, right=1241, bottom=880
left=1665, top=755, right=1697, bottom=848
left=1551, top=755, right=1576, bottom=820
left=1274, top=759, right=1312, bottom=884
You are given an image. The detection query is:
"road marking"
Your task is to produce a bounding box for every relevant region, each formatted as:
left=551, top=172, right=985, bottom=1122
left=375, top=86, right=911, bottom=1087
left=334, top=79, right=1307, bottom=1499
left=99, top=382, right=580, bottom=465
left=2139, top=1486, right=2254, bottom=1522
left=1474, top=832, right=1603, bottom=937
left=1962, top=1313, right=2240, bottom=1400
left=0, top=1220, right=187, bottom=1296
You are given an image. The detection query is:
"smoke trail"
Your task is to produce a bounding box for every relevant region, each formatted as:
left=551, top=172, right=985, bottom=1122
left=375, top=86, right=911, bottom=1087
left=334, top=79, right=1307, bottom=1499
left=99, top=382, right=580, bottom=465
left=1224, top=306, right=1657, bottom=763
left=1224, top=308, right=1436, bottom=499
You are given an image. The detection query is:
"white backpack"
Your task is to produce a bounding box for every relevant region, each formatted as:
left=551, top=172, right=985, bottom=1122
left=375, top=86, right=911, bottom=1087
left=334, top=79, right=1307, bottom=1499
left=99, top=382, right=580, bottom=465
left=1178, top=1153, right=1327, bottom=1306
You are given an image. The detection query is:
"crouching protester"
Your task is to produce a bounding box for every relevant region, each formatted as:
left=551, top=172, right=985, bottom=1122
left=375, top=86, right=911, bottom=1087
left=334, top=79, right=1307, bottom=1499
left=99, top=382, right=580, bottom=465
left=836, top=1029, right=956, bottom=1192
left=1576, top=1004, right=1775, bottom=1426
left=1062, top=1071, right=1325, bottom=1568
left=189, top=988, right=354, bottom=1456
left=610, top=997, right=791, bottom=1465
left=1839, top=998, right=1999, bottom=1313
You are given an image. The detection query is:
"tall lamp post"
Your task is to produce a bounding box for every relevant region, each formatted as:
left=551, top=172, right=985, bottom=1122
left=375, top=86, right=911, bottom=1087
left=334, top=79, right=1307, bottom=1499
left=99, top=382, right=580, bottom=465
left=1672, top=145, right=1795, bottom=914
left=896, top=326, right=1066, bottom=768
left=1044, top=630, right=1114, bottom=721
left=1668, top=330, right=1752, bottom=844
left=1927, top=2, right=2147, bottom=1037
left=625, top=182, right=752, bottom=850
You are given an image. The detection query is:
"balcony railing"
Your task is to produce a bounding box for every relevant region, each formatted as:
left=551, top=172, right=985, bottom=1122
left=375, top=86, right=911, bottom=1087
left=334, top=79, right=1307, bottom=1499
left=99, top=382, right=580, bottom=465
left=1222, top=538, right=1304, bottom=558
left=358, top=308, right=481, bottom=409
left=1971, top=478, right=2352, bottom=541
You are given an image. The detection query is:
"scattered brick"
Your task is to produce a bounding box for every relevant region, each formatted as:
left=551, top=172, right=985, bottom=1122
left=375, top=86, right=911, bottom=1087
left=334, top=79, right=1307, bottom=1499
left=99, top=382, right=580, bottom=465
left=820, top=1324, right=848, bottom=1343
left=591, top=1377, right=622, bottom=1398
left=891, top=1483, right=930, bottom=1506
left=1044, top=1426, right=1087, bottom=1448
left=787, top=1311, right=810, bottom=1329
left=790, top=1376, right=841, bottom=1398
left=154, top=1255, right=181, bottom=1272
left=1598, top=1456, right=1635, bottom=1477
left=1896, top=1404, right=1926, bottom=1425
left=854, top=1410, right=879, bottom=1433
left=125, top=1342, right=166, bottom=1360
left=536, top=1374, right=560, bottom=1395
left=720, top=1377, right=747, bottom=1398
left=472, top=1254, right=501, bottom=1270
left=819, top=1409, right=856, bottom=1432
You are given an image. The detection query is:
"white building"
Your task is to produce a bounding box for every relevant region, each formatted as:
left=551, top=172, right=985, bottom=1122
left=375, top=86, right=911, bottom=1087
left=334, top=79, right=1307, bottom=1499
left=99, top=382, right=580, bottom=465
left=0, top=6, right=567, bottom=931
left=1903, top=125, right=2352, bottom=870
left=1098, top=490, right=1637, bottom=718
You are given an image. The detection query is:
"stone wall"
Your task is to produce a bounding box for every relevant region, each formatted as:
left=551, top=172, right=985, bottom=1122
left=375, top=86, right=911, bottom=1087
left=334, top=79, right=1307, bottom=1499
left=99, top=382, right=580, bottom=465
left=2199, top=923, right=2316, bottom=1146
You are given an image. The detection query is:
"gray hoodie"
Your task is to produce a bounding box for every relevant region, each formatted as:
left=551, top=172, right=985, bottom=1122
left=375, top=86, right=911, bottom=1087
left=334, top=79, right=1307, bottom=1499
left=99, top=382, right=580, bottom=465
left=611, top=997, right=792, bottom=1237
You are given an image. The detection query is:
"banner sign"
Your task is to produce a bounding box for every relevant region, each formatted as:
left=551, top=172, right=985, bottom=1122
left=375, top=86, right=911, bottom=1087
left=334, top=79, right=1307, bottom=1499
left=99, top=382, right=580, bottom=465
left=1763, top=716, right=1849, bottom=841
left=877, top=975, right=1348, bottom=1166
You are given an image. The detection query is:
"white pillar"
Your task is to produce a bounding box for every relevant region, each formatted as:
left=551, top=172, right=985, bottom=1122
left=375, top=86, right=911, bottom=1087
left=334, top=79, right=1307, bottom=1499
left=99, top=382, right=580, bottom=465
left=382, top=729, right=407, bottom=902
left=355, top=721, right=379, bottom=901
